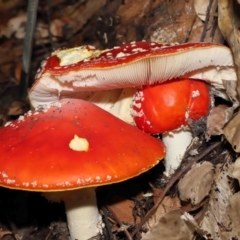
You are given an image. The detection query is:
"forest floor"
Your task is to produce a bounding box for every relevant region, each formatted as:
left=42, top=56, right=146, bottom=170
left=0, top=1, right=239, bottom=240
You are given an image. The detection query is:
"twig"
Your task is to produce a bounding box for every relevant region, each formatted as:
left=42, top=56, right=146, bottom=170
left=102, top=207, right=116, bottom=240
left=106, top=205, right=133, bottom=240
left=131, top=141, right=221, bottom=237
left=19, top=0, right=39, bottom=99
left=200, top=0, right=214, bottom=41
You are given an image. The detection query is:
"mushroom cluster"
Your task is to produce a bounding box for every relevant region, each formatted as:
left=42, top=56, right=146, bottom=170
left=29, top=40, right=236, bottom=176
left=0, top=41, right=237, bottom=239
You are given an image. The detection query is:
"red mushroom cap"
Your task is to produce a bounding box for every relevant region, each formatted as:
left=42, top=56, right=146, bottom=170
left=0, top=99, right=165, bottom=191
left=36, top=42, right=232, bottom=75
left=29, top=41, right=236, bottom=107
left=132, top=78, right=210, bottom=134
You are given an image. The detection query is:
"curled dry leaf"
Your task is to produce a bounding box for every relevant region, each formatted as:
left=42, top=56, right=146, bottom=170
left=223, top=115, right=240, bottom=152
left=106, top=195, right=140, bottom=225
left=145, top=187, right=181, bottom=230
left=0, top=230, right=12, bottom=239
left=199, top=154, right=236, bottom=239
left=142, top=209, right=194, bottom=240
left=206, top=105, right=230, bottom=140
left=180, top=212, right=207, bottom=236
left=227, top=191, right=240, bottom=233
left=232, top=157, right=240, bottom=183
left=222, top=80, right=239, bottom=109
left=178, top=162, right=214, bottom=205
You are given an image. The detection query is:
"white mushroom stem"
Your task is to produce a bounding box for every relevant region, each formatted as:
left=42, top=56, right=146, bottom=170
left=162, top=128, right=193, bottom=176
left=108, top=87, right=135, bottom=123
left=74, top=88, right=135, bottom=124
left=44, top=188, right=102, bottom=240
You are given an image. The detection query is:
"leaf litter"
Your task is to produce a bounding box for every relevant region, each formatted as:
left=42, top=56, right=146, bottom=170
left=1, top=0, right=240, bottom=239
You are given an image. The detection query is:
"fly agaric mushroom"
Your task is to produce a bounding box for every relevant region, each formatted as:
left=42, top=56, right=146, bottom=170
left=0, top=98, right=165, bottom=240
left=29, top=41, right=236, bottom=112
left=132, top=78, right=211, bottom=175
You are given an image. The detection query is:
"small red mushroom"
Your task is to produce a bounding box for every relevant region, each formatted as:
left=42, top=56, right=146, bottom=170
left=0, top=98, right=165, bottom=240
left=132, top=78, right=211, bottom=175
left=133, top=78, right=210, bottom=133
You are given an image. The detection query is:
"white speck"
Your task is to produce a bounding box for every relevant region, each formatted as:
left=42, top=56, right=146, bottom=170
left=4, top=121, right=12, bottom=127
left=65, top=181, right=71, bottom=186
left=142, top=192, right=153, bottom=197
left=132, top=48, right=147, bottom=52
left=31, top=181, right=37, bottom=187
left=6, top=179, right=15, bottom=184
left=106, top=175, right=111, bottom=180
left=77, top=179, right=82, bottom=184
left=192, top=90, right=200, bottom=98
left=96, top=176, right=101, bottom=181
left=116, top=52, right=126, bottom=58
left=43, top=184, right=49, bottom=188
left=23, top=182, right=29, bottom=187
left=85, top=177, right=92, bottom=183
left=2, top=172, right=8, bottom=178
left=51, top=101, right=62, bottom=108
left=26, top=110, right=34, bottom=117
left=146, top=120, right=151, bottom=126
left=17, top=115, right=25, bottom=122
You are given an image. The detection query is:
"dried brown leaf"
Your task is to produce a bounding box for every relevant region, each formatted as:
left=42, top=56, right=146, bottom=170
left=199, top=154, right=236, bottom=239
left=232, top=157, right=240, bottom=183
left=145, top=188, right=181, bottom=230
left=227, top=191, right=240, bottom=234
left=178, top=162, right=214, bottom=205
left=107, top=196, right=140, bottom=224
left=206, top=105, right=229, bottom=140
left=142, top=209, right=194, bottom=240
left=0, top=229, right=12, bottom=238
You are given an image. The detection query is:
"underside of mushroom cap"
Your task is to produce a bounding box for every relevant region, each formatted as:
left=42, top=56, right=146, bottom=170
left=29, top=41, right=236, bottom=107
